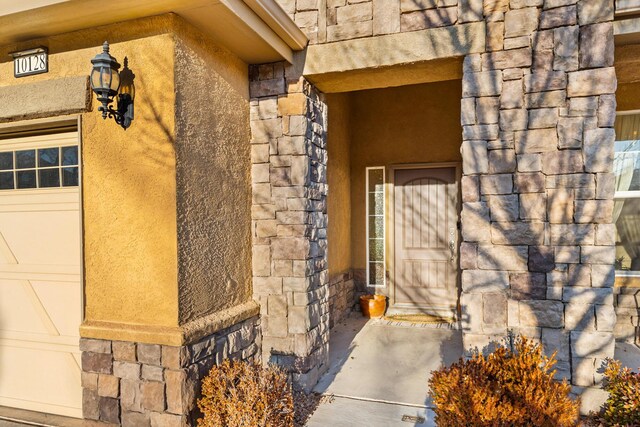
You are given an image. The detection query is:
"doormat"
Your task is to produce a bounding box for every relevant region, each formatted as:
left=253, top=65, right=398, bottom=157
left=383, top=314, right=454, bottom=324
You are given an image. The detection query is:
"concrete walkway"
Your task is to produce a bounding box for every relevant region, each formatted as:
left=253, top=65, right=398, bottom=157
left=306, top=315, right=463, bottom=427
left=615, top=341, right=640, bottom=370
left=305, top=318, right=640, bottom=427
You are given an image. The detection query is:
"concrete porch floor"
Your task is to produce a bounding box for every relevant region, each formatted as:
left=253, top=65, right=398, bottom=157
left=305, top=316, right=640, bottom=427
left=306, top=315, right=463, bottom=427
left=615, top=341, right=640, bottom=370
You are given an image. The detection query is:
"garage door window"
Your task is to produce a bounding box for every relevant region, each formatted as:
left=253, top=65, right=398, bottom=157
left=0, top=146, right=78, bottom=190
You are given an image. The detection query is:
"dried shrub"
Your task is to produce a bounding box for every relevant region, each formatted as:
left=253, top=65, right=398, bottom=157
left=597, top=358, right=640, bottom=426
left=197, top=360, right=294, bottom=427
left=428, top=335, right=579, bottom=427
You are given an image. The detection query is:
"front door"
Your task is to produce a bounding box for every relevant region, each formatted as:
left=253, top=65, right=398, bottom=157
left=393, top=166, right=459, bottom=315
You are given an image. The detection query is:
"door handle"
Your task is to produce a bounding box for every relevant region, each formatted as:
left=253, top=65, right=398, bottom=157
left=449, top=228, right=456, bottom=262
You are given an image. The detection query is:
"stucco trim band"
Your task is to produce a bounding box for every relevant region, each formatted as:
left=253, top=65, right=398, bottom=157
left=80, top=301, right=260, bottom=346
left=0, top=76, right=90, bottom=123
left=616, top=0, right=640, bottom=16
left=306, top=56, right=464, bottom=93
left=614, top=16, right=640, bottom=46
left=180, top=301, right=261, bottom=344
left=302, top=21, right=486, bottom=77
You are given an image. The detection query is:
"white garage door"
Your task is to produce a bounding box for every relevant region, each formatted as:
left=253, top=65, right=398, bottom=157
left=0, top=132, right=82, bottom=418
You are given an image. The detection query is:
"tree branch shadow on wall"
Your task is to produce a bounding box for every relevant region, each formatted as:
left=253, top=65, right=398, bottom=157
left=315, top=0, right=626, bottom=422
left=405, top=0, right=619, bottom=372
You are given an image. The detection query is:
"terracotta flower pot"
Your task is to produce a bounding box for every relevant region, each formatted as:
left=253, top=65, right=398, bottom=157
left=360, top=294, right=386, bottom=318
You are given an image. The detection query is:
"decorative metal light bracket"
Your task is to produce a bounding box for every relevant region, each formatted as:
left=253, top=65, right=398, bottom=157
left=99, top=95, right=133, bottom=129
left=90, top=42, right=135, bottom=130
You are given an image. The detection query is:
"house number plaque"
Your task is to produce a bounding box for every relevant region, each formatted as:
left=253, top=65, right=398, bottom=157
left=11, top=47, right=48, bottom=78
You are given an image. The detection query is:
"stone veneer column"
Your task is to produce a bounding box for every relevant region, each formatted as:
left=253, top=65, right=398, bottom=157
left=460, top=0, right=616, bottom=411
left=249, top=62, right=330, bottom=390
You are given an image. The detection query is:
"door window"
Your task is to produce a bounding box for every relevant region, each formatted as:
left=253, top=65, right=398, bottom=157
left=614, top=113, right=640, bottom=277
left=366, top=167, right=385, bottom=286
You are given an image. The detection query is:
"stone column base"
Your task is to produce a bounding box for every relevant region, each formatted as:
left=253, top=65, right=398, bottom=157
left=80, top=316, right=261, bottom=426
left=328, top=270, right=356, bottom=328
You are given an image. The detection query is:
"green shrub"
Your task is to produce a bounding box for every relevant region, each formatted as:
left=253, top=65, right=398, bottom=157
left=597, top=358, right=640, bottom=426
left=428, top=335, right=579, bottom=427
left=197, top=360, right=294, bottom=427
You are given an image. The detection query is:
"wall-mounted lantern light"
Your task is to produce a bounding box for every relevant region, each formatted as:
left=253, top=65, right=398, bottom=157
left=90, top=41, right=135, bottom=130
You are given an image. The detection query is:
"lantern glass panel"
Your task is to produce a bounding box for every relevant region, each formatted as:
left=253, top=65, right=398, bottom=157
left=100, top=67, right=110, bottom=89
left=110, top=69, right=120, bottom=92
left=90, top=67, right=103, bottom=90
left=99, top=68, right=111, bottom=90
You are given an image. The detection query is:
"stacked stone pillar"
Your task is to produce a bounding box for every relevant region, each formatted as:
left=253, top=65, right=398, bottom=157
left=80, top=317, right=260, bottom=426
left=460, top=0, right=616, bottom=410
left=249, top=62, right=330, bottom=390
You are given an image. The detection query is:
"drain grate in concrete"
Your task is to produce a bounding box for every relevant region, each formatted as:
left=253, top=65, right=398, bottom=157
left=384, top=314, right=454, bottom=324
left=401, top=415, right=425, bottom=423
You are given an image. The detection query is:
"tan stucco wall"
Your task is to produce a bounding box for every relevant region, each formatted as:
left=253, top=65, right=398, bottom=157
left=326, top=94, right=352, bottom=277
left=349, top=80, right=463, bottom=272
left=0, top=15, right=256, bottom=345
left=615, top=43, right=640, bottom=112
left=0, top=17, right=181, bottom=336
left=82, top=31, right=180, bottom=333
left=173, top=19, right=253, bottom=326
left=0, top=15, right=182, bottom=86
left=616, top=82, right=640, bottom=111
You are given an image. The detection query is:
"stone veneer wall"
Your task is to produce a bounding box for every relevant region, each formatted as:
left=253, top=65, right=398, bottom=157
left=249, top=63, right=330, bottom=390
left=80, top=316, right=260, bottom=426
left=276, top=0, right=487, bottom=44
left=328, top=271, right=355, bottom=328
left=459, top=0, right=617, bottom=410
left=269, top=0, right=620, bottom=408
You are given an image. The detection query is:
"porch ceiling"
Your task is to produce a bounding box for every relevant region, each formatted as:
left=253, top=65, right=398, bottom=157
left=617, top=0, right=640, bottom=18
left=0, top=0, right=306, bottom=64
left=615, top=17, right=640, bottom=46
